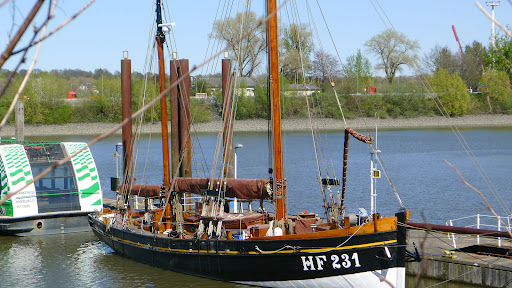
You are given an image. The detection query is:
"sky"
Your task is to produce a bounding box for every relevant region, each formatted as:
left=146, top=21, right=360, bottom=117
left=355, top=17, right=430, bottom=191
left=1, top=0, right=512, bottom=77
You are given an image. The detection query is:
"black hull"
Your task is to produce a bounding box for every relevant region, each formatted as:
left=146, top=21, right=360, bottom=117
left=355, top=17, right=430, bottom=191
left=89, top=214, right=406, bottom=287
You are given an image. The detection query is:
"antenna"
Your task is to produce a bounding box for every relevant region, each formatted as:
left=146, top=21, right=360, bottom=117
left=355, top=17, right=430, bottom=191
left=486, top=1, right=500, bottom=48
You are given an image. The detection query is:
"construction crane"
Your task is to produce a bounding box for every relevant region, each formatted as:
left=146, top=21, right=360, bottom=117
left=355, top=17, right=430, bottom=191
left=451, top=25, right=464, bottom=57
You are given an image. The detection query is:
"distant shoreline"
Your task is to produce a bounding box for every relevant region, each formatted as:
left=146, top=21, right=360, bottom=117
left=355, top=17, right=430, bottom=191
left=1, top=115, right=511, bottom=137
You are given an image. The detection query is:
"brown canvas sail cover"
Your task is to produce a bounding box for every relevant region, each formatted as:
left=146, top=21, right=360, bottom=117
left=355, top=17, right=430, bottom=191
left=122, top=177, right=271, bottom=200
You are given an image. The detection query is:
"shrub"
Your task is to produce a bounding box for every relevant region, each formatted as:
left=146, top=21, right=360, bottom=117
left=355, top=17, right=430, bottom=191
left=428, top=69, right=470, bottom=116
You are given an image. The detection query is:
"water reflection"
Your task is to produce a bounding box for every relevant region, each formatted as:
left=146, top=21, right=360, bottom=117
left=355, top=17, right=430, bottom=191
left=3, top=237, right=43, bottom=287
left=12, top=128, right=511, bottom=287
left=0, top=231, right=477, bottom=287
left=0, top=232, right=246, bottom=287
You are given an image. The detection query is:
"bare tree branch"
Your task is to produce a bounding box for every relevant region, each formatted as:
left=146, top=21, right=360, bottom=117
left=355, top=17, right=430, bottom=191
left=0, top=0, right=57, bottom=129
left=0, top=0, right=45, bottom=69
left=1, top=0, right=96, bottom=101
left=444, top=159, right=512, bottom=238
left=0, top=0, right=54, bottom=100
left=11, top=0, right=96, bottom=56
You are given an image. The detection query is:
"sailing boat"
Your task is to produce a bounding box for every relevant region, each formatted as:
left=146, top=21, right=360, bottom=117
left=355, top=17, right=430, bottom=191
left=89, top=1, right=408, bottom=287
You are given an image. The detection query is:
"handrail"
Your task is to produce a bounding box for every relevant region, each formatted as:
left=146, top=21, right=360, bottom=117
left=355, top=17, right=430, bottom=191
left=446, top=214, right=512, bottom=247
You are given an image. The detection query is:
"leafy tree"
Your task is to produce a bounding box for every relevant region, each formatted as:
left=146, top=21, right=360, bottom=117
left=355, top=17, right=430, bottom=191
left=423, top=45, right=458, bottom=74
left=191, top=75, right=209, bottom=94
left=344, top=49, right=372, bottom=94
left=311, top=50, right=341, bottom=84
left=234, top=95, right=255, bottom=120
left=93, top=68, right=112, bottom=80
left=281, top=95, right=307, bottom=118
left=429, top=69, right=470, bottom=116
left=462, top=41, right=486, bottom=90
left=365, top=29, right=420, bottom=84
left=484, top=32, right=512, bottom=81
left=479, top=70, right=511, bottom=113
left=281, top=23, right=313, bottom=81
left=253, top=85, right=269, bottom=119
left=190, top=98, right=212, bottom=122
left=210, top=12, right=265, bottom=77
left=312, top=90, right=346, bottom=119
left=130, top=74, right=161, bottom=123
left=423, top=42, right=485, bottom=90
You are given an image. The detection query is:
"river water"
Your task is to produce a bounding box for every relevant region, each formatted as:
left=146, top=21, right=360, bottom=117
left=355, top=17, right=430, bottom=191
left=1, top=128, right=509, bottom=287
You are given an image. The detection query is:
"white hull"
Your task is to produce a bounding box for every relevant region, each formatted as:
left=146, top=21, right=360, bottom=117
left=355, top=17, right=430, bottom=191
left=0, top=211, right=92, bottom=236
left=236, top=267, right=405, bottom=288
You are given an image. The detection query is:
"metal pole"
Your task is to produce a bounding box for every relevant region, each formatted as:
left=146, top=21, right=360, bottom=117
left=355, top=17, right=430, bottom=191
left=233, top=144, right=243, bottom=213
left=234, top=149, right=238, bottom=179
left=486, top=1, right=500, bottom=48
left=234, top=150, right=238, bottom=213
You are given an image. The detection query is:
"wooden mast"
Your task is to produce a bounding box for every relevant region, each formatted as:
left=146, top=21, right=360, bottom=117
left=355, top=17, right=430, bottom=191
left=156, top=0, right=171, bottom=188
left=268, top=0, right=286, bottom=221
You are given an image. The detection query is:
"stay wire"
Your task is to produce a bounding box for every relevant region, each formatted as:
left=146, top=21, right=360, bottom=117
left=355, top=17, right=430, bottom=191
left=285, top=0, right=330, bottom=214
left=413, top=63, right=510, bottom=217
left=305, top=0, right=340, bottom=194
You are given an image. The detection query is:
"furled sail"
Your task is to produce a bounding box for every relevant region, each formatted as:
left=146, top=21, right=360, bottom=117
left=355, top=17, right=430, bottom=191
left=122, top=177, right=271, bottom=200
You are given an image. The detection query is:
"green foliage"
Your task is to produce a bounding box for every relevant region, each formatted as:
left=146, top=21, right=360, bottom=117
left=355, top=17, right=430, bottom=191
left=24, top=99, right=72, bottom=124
left=479, top=70, right=512, bottom=113
left=89, top=97, right=122, bottom=122
left=281, top=23, right=313, bottom=81
left=345, top=49, right=373, bottom=94
left=253, top=85, right=269, bottom=119
left=282, top=96, right=307, bottom=118
left=45, top=102, right=73, bottom=124
left=210, top=12, right=265, bottom=77
left=192, top=76, right=209, bottom=94
left=365, top=29, right=420, bottom=84
left=382, top=94, right=435, bottom=118
left=131, top=75, right=161, bottom=123
left=1, top=63, right=497, bottom=127
left=312, top=91, right=346, bottom=119
left=429, top=69, right=470, bottom=116
left=462, top=41, right=486, bottom=89
left=190, top=98, right=212, bottom=122
left=70, top=100, right=97, bottom=123
left=234, top=95, right=255, bottom=120
left=484, top=33, right=512, bottom=81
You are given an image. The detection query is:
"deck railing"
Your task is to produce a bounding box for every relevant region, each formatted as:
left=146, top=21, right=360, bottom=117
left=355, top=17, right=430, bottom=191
left=446, top=214, right=512, bottom=248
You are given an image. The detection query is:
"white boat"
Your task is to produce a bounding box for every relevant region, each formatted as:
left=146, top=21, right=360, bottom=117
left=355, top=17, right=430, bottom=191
left=0, top=141, right=103, bottom=236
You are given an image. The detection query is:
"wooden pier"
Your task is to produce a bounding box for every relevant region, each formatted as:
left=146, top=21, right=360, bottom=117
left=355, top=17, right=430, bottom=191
left=407, top=228, right=512, bottom=287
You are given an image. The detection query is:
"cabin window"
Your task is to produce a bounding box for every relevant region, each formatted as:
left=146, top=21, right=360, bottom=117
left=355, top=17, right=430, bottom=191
left=32, top=163, right=81, bottom=213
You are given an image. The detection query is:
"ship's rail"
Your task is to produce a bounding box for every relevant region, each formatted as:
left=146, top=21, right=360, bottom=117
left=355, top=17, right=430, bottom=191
left=446, top=214, right=512, bottom=248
